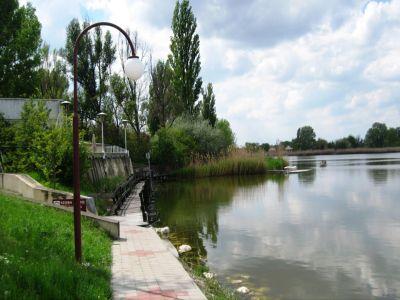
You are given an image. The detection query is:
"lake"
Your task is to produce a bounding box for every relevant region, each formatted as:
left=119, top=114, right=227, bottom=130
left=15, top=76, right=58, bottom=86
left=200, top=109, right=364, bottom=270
left=155, top=153, right=400, bottom=299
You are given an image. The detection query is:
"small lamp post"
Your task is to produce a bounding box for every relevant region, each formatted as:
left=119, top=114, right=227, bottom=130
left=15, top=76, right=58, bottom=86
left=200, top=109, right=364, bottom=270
left=61, top=100, right=71, bottom=114
left=122, top=119, right=128, bottom=154
left=72, top=22, right=144, bottom=262
left=98, top=112, right=107, bottom=156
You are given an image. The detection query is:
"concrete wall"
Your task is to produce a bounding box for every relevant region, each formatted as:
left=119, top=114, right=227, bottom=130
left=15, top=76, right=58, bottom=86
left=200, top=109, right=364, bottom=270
left=0, top=173, right=120, bottom=239
left=0, top=173, right=96, bottom=213
left=0, top=98, right=62, bottom=121
left=87, top=153, right=133, bottom=183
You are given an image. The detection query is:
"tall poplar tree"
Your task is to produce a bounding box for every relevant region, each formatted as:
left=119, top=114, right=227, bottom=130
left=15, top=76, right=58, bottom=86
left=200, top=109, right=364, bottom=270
left=201, top=83, right=217, bottom=127
left=0, top=0, right=42, bottom=97
left=168, top=0, right=202, bottom=117
left=147, top=60, right=173, bottom=135
left=65, top=19, right=116, bottom=122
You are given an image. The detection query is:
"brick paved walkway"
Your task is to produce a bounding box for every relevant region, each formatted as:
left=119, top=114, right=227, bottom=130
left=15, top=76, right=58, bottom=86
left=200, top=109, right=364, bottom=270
left=111, top=216, right=206, bottom=300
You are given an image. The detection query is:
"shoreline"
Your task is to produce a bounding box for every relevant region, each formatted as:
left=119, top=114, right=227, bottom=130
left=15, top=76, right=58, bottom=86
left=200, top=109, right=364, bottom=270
left=285, top=147, right=400, bottom=157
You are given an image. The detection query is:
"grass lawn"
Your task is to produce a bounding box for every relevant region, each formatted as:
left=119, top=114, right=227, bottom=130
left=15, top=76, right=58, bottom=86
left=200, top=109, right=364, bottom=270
left=0, top=192, right=113, bottom=299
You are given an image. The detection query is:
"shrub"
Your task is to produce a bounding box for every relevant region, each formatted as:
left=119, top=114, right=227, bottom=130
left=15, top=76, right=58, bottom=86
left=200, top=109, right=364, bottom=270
left=151, top=117, right=236, bottom=168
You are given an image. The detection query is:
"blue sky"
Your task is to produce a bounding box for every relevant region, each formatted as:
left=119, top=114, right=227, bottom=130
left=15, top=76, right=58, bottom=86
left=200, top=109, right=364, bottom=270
left=24, top=0, right=400, bottom=145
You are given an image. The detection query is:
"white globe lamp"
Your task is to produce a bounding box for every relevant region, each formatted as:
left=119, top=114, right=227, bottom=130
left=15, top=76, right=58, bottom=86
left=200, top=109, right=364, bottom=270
left=125, top=56, right=144, bottom=81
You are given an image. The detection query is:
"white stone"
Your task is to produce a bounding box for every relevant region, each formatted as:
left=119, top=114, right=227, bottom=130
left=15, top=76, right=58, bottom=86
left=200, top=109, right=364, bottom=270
left=178, top=244, right=192, bottom=253
left=231, top=279, right=243, bottom=284
left=203, top=272, right=215, bottom=279
left=236, top=286, right=250, bottom=294
left=160, top=226, right=170, bottom=235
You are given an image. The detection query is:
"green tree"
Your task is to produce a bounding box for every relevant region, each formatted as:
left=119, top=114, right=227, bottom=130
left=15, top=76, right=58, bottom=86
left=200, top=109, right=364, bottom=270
left=147, top=60, right=174, bottom=135
left=36, top=43, right=69, bottom=99
left=168, top=0, right=202, bottom=116
left=365, top=122, right=387, bottom=148
left=260, top=143, right=270, bottom=152
left=201, top=83, right=217, bottom=127
left=334, top=138, right=351, bottom=149
left=294, top=126, right=316, bottom=150
left=12, top=100, right=49, bottom=171
left=315, top=138, right=328, bottom=150
left=65, top=19, right=116, bottom=122
left=216, top=119, right=235, bottom=150
left=384, top=127, right=400, bottom=147
left=346, top=135, right=363, bottom=148
left=0, top=1, right=42, bottom=97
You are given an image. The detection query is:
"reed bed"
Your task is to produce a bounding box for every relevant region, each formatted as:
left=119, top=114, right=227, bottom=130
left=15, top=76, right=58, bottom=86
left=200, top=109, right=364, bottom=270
left=174, top=149, right=287, bottom=178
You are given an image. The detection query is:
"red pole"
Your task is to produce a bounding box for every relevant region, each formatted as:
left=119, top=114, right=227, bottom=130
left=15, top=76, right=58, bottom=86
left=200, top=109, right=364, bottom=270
left=72, top=22, right=137, bottom=263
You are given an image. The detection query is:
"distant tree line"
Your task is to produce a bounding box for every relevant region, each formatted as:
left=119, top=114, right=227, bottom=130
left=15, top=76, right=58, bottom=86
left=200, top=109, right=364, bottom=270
left=0, top=0, right=235, bottom=174
left=246, top=122, right=400, bottom=152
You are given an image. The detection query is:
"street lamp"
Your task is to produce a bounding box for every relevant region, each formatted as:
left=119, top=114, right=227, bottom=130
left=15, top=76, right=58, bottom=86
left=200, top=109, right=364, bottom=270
left=72, top=22, right=144, bottom=262
left=122, top=119, right=128, bottom=154
left=98, top=112, right=107, bottom=156
left=61, top=100, right=71, bottom=114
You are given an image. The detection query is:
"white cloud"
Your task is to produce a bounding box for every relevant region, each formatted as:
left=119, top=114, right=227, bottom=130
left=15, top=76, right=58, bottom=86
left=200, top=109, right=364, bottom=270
left=27, top=0, right=400, bottom=144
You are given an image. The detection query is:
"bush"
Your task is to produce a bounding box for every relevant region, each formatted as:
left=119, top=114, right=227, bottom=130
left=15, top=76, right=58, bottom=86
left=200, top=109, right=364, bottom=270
left=3, top=100, right=89, bottom=185
left=151, top=117, right=235, bottom=168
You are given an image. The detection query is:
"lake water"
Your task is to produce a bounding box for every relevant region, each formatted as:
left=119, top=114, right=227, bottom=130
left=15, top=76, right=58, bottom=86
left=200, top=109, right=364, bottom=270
left=155, top=153, right=400, bottom=299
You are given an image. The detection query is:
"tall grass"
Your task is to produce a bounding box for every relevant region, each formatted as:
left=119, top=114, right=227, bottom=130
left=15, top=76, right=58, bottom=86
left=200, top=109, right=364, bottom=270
left=174, top=149, right=287, bottom=178
left=0, top=192, right=112, bottom=299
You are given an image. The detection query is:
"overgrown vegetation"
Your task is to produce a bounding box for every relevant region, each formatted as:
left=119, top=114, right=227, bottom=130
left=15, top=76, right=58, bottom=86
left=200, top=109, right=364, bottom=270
left=0, top=102, right=89, bottom=186
left=151, top=117, right=235, bottom=168
left=173, top=150, right=287, bottom=178
left=0, top=192, right=112, bottom=299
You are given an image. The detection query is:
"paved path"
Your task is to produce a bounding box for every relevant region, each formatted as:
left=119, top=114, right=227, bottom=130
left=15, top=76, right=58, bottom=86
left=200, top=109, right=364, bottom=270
left=110, top=185, right=206, bottom=300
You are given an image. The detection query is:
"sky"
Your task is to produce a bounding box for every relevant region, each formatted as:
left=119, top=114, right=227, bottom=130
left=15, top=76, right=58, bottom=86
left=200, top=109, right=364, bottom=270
left=23, top=0, right=400, bottom=145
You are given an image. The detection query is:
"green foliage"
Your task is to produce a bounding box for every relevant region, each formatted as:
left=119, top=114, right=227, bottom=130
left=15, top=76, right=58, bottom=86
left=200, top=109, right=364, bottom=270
left=36, top=44, right=69, bottom=99
left=127, top=132, right=151, bottom=164
left=151, top=116, right=234, bottom=168
left=65, top=19, right=116, bottom=122
left=201, top=83, right=217, bottom=127
left=12, top=100, right=50, bottom=171
left=32, top=126, right=68, bottom=183
left=151, top=127, right=190, bottom=167
left=216, top=119, right=236, bottom=150
left=315, top=138, right=329, bottom=150
left=385, top=127, right=400, bottom=147
left=260, top=142, right=270, bottom=152
left=265, top=156, right=287, bottom=170
left=147, top=60, right=174, bottom=135
left=365, top=122, right=388, bottom=148
left=0, top=192, right=112, bottom=299
left=168, top=0, right=202, bottom=116
left=294, top=125, right=316, bottom=150
left=334, top=137, right=351, bottom=149
left=174, top=156, right=287, bottom=178
left=6, top=100, right=89, bottom=185
left=0, top=1, right=42, bottom=97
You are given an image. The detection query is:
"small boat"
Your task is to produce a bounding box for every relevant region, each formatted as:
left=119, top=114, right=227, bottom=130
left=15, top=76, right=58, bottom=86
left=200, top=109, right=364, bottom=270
left=284, top=165, right=297, bottom=174
left=284, top=165, right=297, bottom=171
left=320, top=160, right=327, bottom=167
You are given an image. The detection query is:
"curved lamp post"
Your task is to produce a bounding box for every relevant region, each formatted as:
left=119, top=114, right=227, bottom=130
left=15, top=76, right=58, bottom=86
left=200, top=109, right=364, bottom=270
left=73, top=22, right=144, bottom=262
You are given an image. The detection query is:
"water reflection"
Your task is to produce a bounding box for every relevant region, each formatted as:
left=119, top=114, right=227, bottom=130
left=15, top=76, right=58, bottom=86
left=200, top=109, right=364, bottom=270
left=156, top=153, right=400, bottom=299
left=368, top=169, right=389, bottom=184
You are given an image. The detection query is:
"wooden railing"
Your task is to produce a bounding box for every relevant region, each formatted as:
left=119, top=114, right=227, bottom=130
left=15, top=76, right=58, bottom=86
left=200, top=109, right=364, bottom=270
left=111, top=169, right=146, bottom=214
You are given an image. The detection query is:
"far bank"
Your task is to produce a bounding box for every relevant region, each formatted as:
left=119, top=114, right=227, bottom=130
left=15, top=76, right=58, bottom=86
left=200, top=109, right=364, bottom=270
left=285, top=147, right=400, bottom=156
